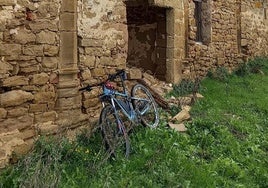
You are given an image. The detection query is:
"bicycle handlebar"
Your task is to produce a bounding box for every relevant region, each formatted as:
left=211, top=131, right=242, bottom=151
left=79, top=69, right=126, bottom=92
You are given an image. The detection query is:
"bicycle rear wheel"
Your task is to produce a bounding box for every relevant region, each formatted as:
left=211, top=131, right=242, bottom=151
left=99, top=105, right=130, bottom=158
left=131, top=84, right=159, bottom=128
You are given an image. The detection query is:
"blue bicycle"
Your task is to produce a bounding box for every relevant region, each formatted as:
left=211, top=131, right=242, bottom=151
left=79, top=70, right=159, bottom=158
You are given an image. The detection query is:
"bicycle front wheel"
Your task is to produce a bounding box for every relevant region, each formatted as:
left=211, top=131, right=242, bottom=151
left=131, top=84, right=159, bottom=128
left=99, top=105, right=130, bottom=158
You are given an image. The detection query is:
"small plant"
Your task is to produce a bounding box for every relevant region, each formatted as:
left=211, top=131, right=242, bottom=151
left=235, top=57, right=268, bottom=76
left=212, top=66, right=230, bottom=82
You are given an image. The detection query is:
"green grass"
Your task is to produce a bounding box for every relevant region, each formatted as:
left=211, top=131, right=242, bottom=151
left=1, top=58, right=268, bottom=188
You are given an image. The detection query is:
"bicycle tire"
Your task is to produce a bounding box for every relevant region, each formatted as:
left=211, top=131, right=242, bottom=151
left=99, top=105, right=130, bottom=158
left=131, top=84, right=159, bottom=128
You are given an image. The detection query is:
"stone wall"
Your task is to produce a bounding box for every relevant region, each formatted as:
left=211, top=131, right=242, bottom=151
left=77, top=0, right=128, bottom=117
left=0, top=0, right=60, bottom=168
left=182, top=0, right=268, bottom=79
left=241, top=0, right=268, bottom=57
left=0, top=0, right=268, bottom=168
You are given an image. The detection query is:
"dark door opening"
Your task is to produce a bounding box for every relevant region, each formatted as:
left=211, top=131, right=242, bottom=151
left=126, top=4, right=167, bottom=81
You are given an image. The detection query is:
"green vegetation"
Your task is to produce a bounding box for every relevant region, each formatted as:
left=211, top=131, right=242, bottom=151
left=1, top=58, right=268, bottom=188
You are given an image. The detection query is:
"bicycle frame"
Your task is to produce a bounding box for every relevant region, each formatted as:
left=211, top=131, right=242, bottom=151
left=101, top=84, right=151, bottom=124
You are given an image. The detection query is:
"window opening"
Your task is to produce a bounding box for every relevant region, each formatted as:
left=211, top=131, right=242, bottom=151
left=194, top=0, right=202, bottom=42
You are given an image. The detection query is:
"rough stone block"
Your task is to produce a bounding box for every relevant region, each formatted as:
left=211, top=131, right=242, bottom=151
left=30, top=73, right=49, bottom=85
left=0, top=61, right=13, bottom=74
left=0, top=44, right=21, bottom=56
left=80, top=38, right=103, bottom=47
left=14, top=29, right=36, bottom=44
left=44, top=45, right=59, bottom=56
left=38, top=2, right=58, bottom=18
left=0, top=0, right=16, bottom=6
left=99, top=57, right=114, bottom=66
left=91, top=68, right=105, bottom=77
left=128, top=68, right=142, bottom=79
left=1, top=115, right=34, bottom=131
left=12, top=141, right=32, bottom=156
left=83, top=98, right=99, bottom=108
left=85, top=47, right=103, bottom=56
left=34, top=92, right=56, bottom=103
left=20, top=65, right=40, bottom=73
left=42, top=57, right=58, bottom=70
left=56, top=96, right=81, bottom=110
left=29, top=103, right=48, bottom=112
left=7, top=107, right=28, bottom=118
left=2, top=76, right=29, bottom=87
left=36, top=31, right=57, bottom=44
left=34, top=111, right=58, bottom=123
left=0, top=129, right=21, bottom=142
left=0, top=108, right=7, bottom=119
left=80, top=55, right=95, bottom=68
left=23, top=45, right=43, bottom=56
left=35, top=121, right=59, bottom=135
left=81, top=69, right=92, bottom=80
left=0, top=90, right=34, bottom=107
left=28, top=20, right=58, bottom=32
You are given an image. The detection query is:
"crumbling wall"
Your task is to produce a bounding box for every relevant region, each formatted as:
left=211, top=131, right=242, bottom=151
left=183, top=0, right=242, bottom=78
left=183, top=0, right=268, bottom=79
left=0, top=0, right=60, bottom=168
left=77, top=0, right=128, bottom=117
left=241, top=0, right=268, bottom=57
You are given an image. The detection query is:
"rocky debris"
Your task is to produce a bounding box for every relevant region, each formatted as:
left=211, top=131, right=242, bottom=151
left=168, top=123, right=187, bottom=132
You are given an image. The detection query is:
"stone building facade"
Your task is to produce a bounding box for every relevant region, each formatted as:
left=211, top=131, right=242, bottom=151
left=0, top=0, right=267, bottom=167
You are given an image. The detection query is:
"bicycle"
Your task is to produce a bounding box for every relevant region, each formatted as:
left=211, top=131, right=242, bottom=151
left=79, top=69, right=159, bottom=158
